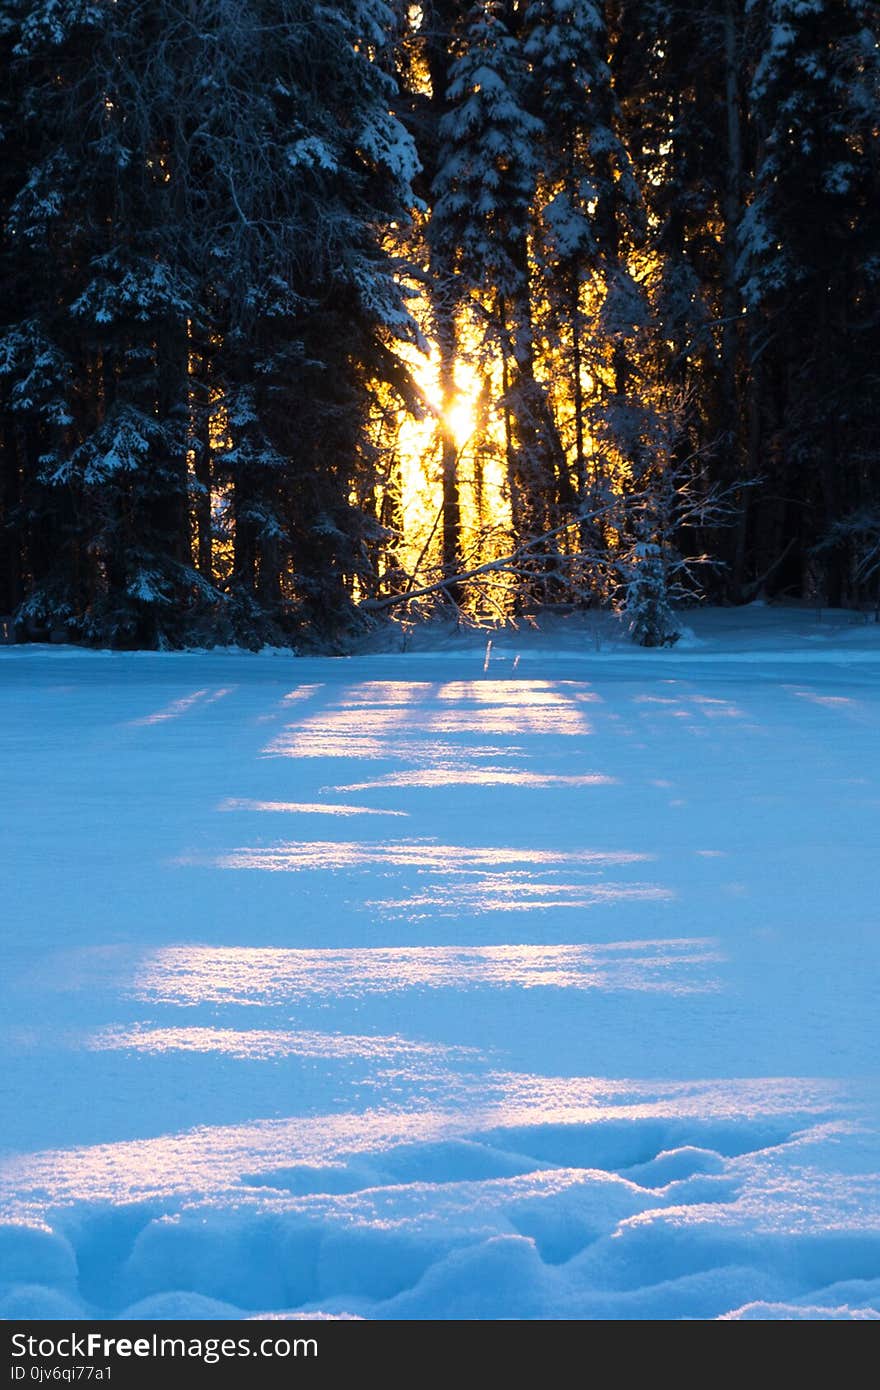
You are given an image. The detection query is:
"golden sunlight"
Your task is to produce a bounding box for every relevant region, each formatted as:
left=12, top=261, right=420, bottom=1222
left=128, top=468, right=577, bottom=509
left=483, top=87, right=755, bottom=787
left=412, top=351, right=478, bottom=450
left=387, top=326, right=514, bottom=611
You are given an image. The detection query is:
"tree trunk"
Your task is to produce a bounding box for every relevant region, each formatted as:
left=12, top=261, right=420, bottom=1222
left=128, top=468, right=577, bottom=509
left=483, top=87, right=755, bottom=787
left=436, top=294, right=462, bottom=606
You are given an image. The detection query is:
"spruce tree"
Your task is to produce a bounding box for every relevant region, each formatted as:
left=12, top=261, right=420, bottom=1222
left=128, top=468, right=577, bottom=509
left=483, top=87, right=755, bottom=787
left=432, top=1, right=566, bottom=582
left=0, top=0, right=420, bottom=646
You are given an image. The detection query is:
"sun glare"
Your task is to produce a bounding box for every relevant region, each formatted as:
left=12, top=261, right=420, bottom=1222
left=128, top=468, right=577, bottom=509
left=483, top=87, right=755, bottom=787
left=410, top=345, right=481, bottom=450
left=386, top=327, right=513, bottom=607
left=444, top=395, right=476, bottom=449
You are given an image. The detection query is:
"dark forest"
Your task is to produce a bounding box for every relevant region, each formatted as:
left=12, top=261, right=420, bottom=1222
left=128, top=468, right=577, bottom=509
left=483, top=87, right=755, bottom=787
left=1, top=0, right=878, bottom=649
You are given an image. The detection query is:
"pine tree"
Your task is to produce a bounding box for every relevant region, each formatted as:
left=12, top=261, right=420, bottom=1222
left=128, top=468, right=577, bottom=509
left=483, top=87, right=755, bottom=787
left=432, top=1, right=567, bottom=583
left=3, top=0, right=878, bottom=642
left=525, top=0, right=607, bottom=513
left=526, top=1, right=648, bottom=539
left=0, top=0, right=420, bottom=646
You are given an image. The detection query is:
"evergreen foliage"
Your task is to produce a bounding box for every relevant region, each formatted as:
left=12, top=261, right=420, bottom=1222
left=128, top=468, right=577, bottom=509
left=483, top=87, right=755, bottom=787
left=0, top=0, right=877, bottom=647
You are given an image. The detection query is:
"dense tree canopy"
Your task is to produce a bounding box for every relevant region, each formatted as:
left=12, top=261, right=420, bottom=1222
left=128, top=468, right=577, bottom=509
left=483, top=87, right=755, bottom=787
left=1, top=0, right=877, bottom=647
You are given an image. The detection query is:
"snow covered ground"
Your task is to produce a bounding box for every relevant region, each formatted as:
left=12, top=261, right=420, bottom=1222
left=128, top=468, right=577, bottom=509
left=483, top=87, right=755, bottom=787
left=2, top=605, right=880, bottom=1321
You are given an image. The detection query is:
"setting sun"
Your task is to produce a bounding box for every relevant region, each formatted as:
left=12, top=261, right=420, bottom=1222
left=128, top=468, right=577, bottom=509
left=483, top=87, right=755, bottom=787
left=409, top=342, right=482, bottom=452
left=443, top=395, right=475, bottom=450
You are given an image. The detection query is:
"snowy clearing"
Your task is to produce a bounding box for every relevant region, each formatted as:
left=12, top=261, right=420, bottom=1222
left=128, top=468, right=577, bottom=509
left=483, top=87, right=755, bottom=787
left=2, top=607, right=880, bottom=1321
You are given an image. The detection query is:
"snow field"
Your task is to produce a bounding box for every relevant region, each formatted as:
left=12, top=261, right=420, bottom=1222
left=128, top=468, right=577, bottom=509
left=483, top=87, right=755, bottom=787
left=2, top=609, right=879, bottom=1319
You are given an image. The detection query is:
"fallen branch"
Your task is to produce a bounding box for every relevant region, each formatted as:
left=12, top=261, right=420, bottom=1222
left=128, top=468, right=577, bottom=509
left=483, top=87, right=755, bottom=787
left=360, top=506, right=617, bottom=613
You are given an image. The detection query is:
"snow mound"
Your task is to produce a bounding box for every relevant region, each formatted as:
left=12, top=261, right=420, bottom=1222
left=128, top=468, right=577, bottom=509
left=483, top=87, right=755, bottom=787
left=0, top=1223, right=77, bottom=1290
left=2, top=1112, right=879, bottom=1320
left=619, top=1146, right=727, bottom=1187
left=720, top=1302, right=880, bottom=1321
left=0, top=1284, right=86, bottom=1320
left=120, top=1291, right=246, bottom=1321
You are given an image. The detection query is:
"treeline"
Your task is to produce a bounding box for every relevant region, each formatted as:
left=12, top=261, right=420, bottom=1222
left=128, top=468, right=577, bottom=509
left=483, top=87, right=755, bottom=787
left=0, top=1, right=878, bottom=648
